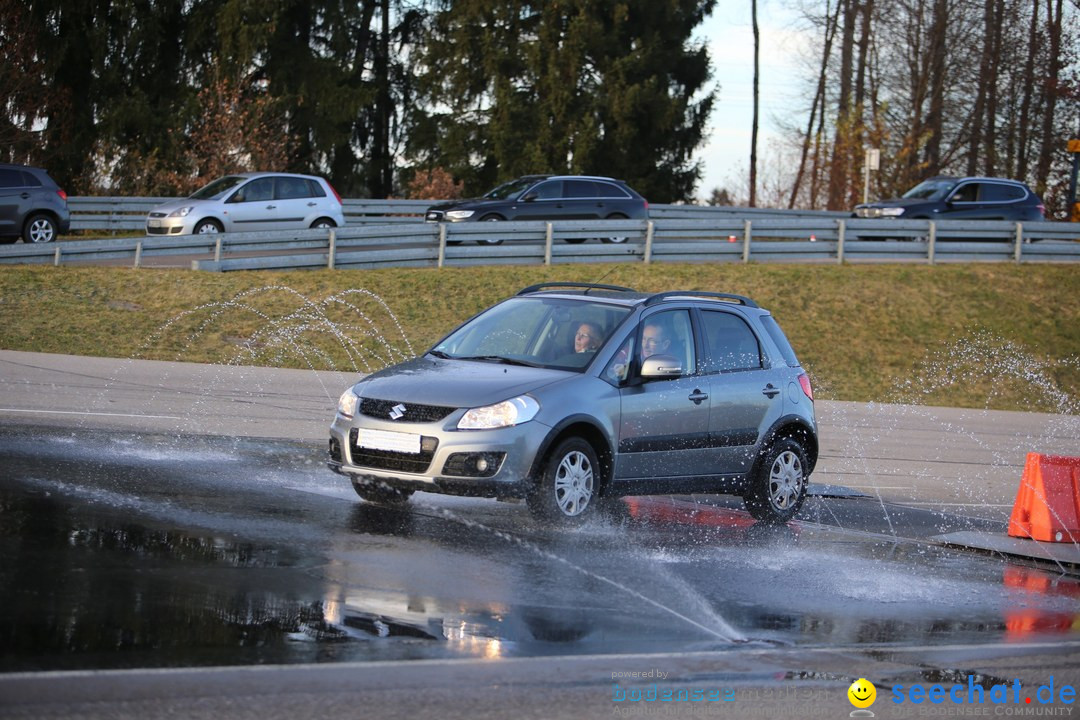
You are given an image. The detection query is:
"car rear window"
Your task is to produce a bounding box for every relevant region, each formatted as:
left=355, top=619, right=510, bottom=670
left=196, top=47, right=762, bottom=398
left=981, top=183, right=1026, bottom=202
left=596, top=182, right=631, bottom=199
left=759, top=315, right=800, bottom=367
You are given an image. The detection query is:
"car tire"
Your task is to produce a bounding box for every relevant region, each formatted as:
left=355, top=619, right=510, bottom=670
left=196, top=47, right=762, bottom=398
left=23, top=214, right=57, bottom=243
left=742, top=437, right=809, bottom=524
left=599, top=213, right=629, bottom=244
left=351, top=478, right=414, bottom=505
left=478, top=214, right=504, bottom=245
left=527, top=437, right=599, bottom=523
left=310, top=217, right=337, bottom=229
left=194, top=219, right=224, bottom=235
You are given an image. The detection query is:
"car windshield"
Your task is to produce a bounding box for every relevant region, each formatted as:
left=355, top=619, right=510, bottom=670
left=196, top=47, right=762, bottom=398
left=190, top=176, right=247, bottom=200
left=901, top=179, right=955, bottom=200
left=482, top=177, right=542, bottom=201
left=431, top=296, right=631, bottom=371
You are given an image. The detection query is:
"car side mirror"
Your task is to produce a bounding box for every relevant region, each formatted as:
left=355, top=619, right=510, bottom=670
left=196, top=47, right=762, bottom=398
left=522, top=191, right=539, bottom=202
left=640, top=354, right=682, bottom=379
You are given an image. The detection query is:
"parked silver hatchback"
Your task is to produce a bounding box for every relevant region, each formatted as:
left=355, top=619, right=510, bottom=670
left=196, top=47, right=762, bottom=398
left=146, top=172, right=345, bottom=236
left=329, top=283, right=818, bottom=524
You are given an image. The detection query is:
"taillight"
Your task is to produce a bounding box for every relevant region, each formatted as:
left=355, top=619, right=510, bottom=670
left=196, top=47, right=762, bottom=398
left=57, top=189, right=68, bottom=201
left=1037, top=204, right=1046, bottom=217
left=329, top=183, right=343, bottom=204
left=798, top=373, right=813, bottom=401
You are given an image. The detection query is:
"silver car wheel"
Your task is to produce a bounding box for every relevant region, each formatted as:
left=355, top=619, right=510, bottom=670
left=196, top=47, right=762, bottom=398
left=478, top=215, right=504, bottom=245
left=26, top=217, right=55, bottom=243
left=554, top=450, right=594, bottom=517
left=195, top=220, right=223, bottom=234
left=768, top=450, right=804, bottom=510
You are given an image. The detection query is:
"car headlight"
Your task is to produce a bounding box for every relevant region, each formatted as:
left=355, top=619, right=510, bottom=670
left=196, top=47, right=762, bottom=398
left=337, top=388, right=359, bottom=419
left=167, top=206, right=194, bottom=218
left=880, top=207, right=905, bottom=217
left=445, top=210, right=475, bottom=220
left=458, top=395, right=539, bottom=430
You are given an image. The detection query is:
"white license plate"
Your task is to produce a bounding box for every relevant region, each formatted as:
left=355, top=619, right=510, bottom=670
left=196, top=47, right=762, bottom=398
left=148, top=219, right=161, bottom=228
left=357, top=428, right=421, bottom=454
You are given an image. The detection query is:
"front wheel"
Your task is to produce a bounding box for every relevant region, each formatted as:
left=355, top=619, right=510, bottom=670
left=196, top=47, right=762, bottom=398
left=477, top=214, right=504, bottom=245
left=742, top=437, right=809, bottom=524
left=194, top=219, right=224, bottom=235
left=528, top=438, right=599, bottom=523
left=24, top=214, right=57, bottom=243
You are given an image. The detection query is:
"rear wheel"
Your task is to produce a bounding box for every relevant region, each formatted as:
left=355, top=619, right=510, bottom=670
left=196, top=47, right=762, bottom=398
left=599, top=212, right=629, bottom=243
left=478, top=214, right=504, bottom=245
left=23, top=214, right=57, bottom=243
left=742, top=437, right=809, bottom=524
left=310, top=217, right=337, bottom=229
left=351, top=478, right=414, bottom=505
left=527, top=437, right=599, bottom=523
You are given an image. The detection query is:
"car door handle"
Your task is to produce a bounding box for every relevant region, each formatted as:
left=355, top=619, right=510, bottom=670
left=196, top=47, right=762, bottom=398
left=307, top=201, right=317, bottom=207
left=762, top=384, right=780, bottom=398
left=265, top=204, right=276, bottom=210
left=688, top=390, right=709, bottom=405
left=20, top=192, right=31, bottom=199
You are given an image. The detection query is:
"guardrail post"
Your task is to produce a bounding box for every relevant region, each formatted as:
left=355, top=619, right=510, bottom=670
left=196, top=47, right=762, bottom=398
left=437, top=224, right=447, bottom=268
left=214, top=237, right=222, bottom=262
left=644, top=220, right=654, bottom=264
left=53, top=245, right=61, bottom=266
left=742, top=220, right=752, bottom=263
left=134, top=241, right=142, bottom=268
left=327, top=229, right=336, bottom=269
left=1014, top=222, right=1023, bottom=263
left=927, top=221, right=936, bottom=265
left=836, top=219, right=846, bottom=264
left=544, top=222, right=553, bottom=265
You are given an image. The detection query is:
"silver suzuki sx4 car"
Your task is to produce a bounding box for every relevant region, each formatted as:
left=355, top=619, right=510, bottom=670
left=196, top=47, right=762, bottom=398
left=329, top=283, right=817, bottom=524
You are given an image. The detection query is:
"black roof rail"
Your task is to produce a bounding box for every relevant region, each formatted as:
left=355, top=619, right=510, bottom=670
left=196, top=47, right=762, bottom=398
left=643, top=291, right=759, bottom=308
left=516, top=282, right=637, bottom=296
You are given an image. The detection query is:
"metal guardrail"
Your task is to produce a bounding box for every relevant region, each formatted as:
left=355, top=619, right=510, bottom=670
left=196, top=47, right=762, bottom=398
left=65, top=196, right=848, bottom=232
left=3, top=216, right=1077, bottom=270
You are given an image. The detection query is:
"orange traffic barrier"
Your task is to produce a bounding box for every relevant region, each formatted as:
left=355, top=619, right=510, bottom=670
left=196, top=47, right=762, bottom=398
left=1007, top=453, right=1080, bottom=543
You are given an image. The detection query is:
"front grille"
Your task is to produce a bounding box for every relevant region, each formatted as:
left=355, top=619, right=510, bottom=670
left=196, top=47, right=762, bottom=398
left=359, top=397, right=455, bottom=423
left=149, top=212, right=167, bottom=218
left=349, top=429, right=437, bottom=473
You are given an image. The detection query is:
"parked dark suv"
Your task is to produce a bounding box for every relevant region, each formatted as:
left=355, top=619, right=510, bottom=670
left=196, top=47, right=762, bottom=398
left=329, top=283, right=817, bottom=525
left=854, top=176, right=1045, bottom=222
left=0, top=163, right=71, bottom=243
left=425, top=174, right=649, bottom=244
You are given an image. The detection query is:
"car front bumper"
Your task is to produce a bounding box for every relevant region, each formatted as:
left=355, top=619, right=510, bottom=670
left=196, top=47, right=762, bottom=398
left=328, top=413, right=550, bottom=499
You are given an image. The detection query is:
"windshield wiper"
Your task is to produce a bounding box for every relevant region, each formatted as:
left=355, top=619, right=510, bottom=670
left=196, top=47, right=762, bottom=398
left=457, top=355, right=541, bottom=367
left=427, top=350, right=453, bottom=359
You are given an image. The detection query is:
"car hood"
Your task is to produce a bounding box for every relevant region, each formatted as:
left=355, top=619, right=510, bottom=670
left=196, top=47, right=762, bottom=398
left=353, top=355, right=570, bottom=408
left=856, top=197, right=932, bottom=210
left=427, top=198, right=509, bottom=212
left=150, top=197, right=217, bottom=214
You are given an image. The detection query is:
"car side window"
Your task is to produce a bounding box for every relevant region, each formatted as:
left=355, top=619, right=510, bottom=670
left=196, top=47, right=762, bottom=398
left=639, top=309, right=695, bottom=379
left=981, top=183, right=1025, bottom=202
left=0, top=169, right=23, bottom=188
left=950, top=184, right=978, bottom=203
left=306, top=179, right=327, bottom=198
left=530, top=180, right=563, bottom=200
left=566, top=180, right=596, bottom=198
left=596, top=182, right=630, bottom=199
left=21, top=172, right=42, bottom=187
left=237, top=178, right=274, bottom=203
left=275, top=177, right=311, bottom=200
left=700, top=310, right=762, bottom=373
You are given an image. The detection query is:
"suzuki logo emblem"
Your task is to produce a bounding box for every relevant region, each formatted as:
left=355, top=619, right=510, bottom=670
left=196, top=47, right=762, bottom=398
left=389, top=404, right=406, bottom=420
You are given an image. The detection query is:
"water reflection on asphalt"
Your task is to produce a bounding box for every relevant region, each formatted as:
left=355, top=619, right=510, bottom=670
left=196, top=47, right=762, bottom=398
left=0, top=424, right=1078, bottom=673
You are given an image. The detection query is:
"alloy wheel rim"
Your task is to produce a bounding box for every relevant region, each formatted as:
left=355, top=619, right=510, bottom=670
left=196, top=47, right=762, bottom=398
left=554, top=450, right=593, bottom=516
left=29, top=220, right=53, bottom=243
left=768, top=450, right=804, bottom=510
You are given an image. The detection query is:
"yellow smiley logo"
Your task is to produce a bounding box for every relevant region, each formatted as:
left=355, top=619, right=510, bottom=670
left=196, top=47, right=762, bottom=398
left=848, top=678, right=877, bottom=709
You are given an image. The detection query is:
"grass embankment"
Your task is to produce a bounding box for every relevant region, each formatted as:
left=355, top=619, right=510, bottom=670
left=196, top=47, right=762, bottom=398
left=0, top=264, right=1077, bottom=413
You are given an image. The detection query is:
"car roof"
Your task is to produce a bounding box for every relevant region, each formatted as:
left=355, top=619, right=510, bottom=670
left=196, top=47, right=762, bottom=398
left=515, top=283, right=760, bottom=310
left=233, top=171, right=326, bottom=181
left=513, top=174, right=625, bottom=184
left=924, top=175, right=1031, bottom=187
